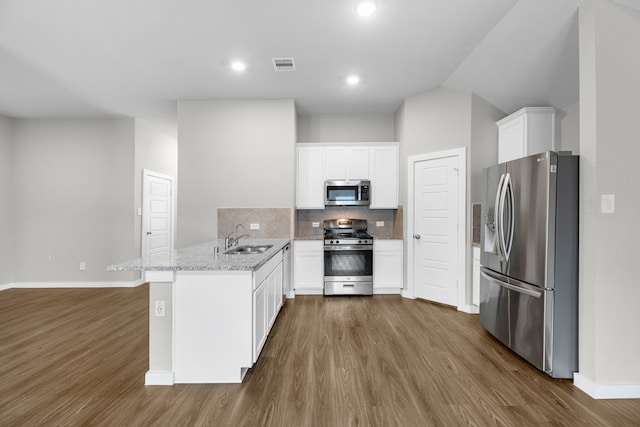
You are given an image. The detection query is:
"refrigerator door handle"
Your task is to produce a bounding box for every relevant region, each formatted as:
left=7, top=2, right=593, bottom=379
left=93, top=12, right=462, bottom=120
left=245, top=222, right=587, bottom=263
left=503, top=173, right=515, bottom=261
left=497, top=173, right=511, bottom=261
left=494, top=173, right=506, bottom=258
left=480, top=269, right=542, bottom=299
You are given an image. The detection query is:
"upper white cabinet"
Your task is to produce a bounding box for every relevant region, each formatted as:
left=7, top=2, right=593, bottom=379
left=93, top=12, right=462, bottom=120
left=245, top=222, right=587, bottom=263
left=296, top=146, right=325, bottom=209
left=369, top=145, right=398, bottom=209
left=296, top=143, right=399, bottom=210
left=325, top=146, right=370, bottom=180
left=497, top=107, right=556, bottom=164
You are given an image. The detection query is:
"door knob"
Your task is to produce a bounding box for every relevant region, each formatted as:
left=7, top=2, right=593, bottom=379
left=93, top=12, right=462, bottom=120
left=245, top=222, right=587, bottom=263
left=146, top=232, right=152, bottom=235
left=414, top=234, right=421, bottom=239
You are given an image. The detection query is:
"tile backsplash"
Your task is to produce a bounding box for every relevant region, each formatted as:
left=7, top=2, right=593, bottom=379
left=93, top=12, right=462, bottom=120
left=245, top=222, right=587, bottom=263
left=218, top=208, right=292, bottom=239
left=296, top=206, right=403, bottom=239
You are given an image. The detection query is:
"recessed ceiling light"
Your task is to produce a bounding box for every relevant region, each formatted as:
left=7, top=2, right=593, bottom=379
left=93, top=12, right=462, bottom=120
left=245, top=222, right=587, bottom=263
left=230, top=60, right=246, bottom=72
left=356, top=1, right=377, bottom=17
left=346, top=74, right=361, bottom=86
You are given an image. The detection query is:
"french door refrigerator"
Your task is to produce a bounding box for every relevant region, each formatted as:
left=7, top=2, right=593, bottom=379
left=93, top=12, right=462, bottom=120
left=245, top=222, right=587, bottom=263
left=479, top=151, right=578, bottom=378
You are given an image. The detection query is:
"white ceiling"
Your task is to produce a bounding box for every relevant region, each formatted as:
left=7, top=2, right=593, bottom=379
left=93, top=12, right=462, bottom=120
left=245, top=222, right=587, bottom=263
left=0, top=0, right=638, bottom=130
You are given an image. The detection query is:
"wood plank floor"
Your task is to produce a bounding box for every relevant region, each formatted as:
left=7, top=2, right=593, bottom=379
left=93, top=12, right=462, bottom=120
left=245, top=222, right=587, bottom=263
left=1, top=285, right=639, bottom=426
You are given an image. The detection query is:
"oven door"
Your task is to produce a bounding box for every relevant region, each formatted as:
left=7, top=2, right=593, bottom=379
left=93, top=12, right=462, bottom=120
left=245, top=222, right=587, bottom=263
left=324, top=246, right=373, bottom=281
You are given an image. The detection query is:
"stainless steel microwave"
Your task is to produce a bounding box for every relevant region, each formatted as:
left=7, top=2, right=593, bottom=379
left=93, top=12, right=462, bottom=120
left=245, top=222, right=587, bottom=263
left=325, top=180, right=370, bottom=206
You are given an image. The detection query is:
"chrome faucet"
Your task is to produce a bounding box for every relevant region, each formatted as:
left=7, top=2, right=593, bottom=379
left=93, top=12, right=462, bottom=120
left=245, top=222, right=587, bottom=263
left=224, top=223, right=250, bottom=249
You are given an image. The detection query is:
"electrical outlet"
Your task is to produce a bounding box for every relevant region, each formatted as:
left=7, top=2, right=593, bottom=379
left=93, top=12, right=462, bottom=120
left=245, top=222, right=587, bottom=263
left=601, top=194, right=615, bottom=214
left=376, top=221, right=385, bottom=227
left=312, top=222, right=320, bottom=228
left=250, top=223, right=260, bottom=230
left=79, top=262, right=86, bottom=271
left=154, top=300, right=165, bottom=317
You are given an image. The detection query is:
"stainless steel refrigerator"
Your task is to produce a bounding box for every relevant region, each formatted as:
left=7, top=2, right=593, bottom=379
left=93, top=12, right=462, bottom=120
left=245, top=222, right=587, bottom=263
left=479, top=151, right=578, bottom=378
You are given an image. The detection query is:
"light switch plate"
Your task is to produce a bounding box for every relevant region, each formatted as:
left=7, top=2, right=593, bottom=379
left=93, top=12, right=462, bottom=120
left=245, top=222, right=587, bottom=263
left=601, top=194, right=615, bottom=214
left=312, top=222, right=320, bottom=228
left=250, top=223, right=260, bottom=230
left=376, top=221, right=385, bottom=227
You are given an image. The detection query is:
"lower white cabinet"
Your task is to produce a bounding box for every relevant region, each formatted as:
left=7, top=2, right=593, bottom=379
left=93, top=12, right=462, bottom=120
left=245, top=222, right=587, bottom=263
left=293, top=240, right=324, bottom=295
left=373, top=239, right=403, bottom=293
left=252, top=277, right=268, bottom=362
left=252, top=253, right=284, bottom=362
left=472, top=246, right=480, bottom=307
left=172, top=249, right=286, bottom=383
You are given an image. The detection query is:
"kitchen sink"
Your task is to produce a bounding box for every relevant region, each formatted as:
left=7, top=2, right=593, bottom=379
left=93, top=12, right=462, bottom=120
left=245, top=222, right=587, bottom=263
left=224, top=245, right=273, bottom=255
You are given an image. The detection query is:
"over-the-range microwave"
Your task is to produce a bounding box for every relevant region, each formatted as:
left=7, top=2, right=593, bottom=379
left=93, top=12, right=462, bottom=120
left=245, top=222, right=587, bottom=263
left=325, top=180, right=370, bottom=206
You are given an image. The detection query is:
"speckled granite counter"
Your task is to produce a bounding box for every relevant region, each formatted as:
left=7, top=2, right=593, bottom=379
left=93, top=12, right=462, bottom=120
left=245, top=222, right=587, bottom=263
left=108, top=239, right=289, bottom=272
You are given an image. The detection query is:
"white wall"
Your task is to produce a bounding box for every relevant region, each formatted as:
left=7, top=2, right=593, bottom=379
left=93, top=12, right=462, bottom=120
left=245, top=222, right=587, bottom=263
left=396, top=87, right=503, bottom=307
left=11, top=118, right=137, bottom=283
left=134, top=119, right=178, bottom=258
left=397, top=88, right=473, bottom=208
left=577, top=0, right=640, bottom=392
left=297, top=113, right=395, bottom=142
left=177, top=99, right=296, bottom=247
left=0, top=115, right=13, bottom=286
left=557, top=102, right=580, bottom=154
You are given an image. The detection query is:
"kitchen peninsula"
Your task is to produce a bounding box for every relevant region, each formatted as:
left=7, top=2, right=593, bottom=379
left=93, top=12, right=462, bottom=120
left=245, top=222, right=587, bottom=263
left=109, top=239, right=290, bottom=385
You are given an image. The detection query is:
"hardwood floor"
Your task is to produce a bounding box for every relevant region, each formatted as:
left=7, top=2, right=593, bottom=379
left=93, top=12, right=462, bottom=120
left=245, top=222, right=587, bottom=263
left=1, top=285, right=639, bottom=426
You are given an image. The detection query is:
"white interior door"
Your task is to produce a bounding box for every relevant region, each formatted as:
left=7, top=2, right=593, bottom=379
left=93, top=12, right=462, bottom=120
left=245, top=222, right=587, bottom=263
left=413, top=155, right=459, bottom=306
left=142, top=170, right=174, bottom=261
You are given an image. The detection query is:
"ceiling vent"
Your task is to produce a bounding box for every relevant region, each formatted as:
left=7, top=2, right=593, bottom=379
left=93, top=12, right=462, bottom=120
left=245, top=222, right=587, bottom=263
left=272, top=57, right=296, bottom=71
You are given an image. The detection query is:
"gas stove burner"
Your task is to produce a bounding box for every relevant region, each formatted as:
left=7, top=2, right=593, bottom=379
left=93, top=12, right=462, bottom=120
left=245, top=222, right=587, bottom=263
left=323, top=218, right=373, bottom=246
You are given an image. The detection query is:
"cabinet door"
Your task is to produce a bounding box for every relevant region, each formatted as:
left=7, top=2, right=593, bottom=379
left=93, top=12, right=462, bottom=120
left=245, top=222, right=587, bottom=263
left=325, top=146, right=370, bottom=180
left=370, top=146, right=398, bottom=209
left=325, top=146, right=348, bottom=180
left=297, top=147, right=325, bottom=209
left=373, top=240, right=403, bottom=291
left=268, top=262, right=283, bottom=328
left=293, top=240, right=324, bottom=293
left=253, top=280, right=268, bottom=362
left=348, top=146, right=370, bottom=180
left=498, top=115, right=525, bottom=164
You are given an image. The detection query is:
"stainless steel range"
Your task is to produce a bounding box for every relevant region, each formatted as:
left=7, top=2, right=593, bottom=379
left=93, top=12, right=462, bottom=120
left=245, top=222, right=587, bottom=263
left=323, top=218, right=373, bottom=296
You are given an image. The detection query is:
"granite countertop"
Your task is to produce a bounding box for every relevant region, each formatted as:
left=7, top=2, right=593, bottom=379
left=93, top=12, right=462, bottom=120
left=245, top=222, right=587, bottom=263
left=108, top=239, right=290, bottom=272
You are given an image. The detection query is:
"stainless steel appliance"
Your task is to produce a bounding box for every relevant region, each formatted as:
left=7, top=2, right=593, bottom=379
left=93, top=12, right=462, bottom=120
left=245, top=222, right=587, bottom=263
left=324, top=218, right=373, bottom=295
left=325, top=180, right=370, bottom=206
left=480, top=151, right=578, bottom=378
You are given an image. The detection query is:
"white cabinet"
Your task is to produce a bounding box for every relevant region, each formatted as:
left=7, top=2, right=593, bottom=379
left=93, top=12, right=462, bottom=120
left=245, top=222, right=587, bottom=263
left=325, top=146, right=370, bottom=180
left=370, top=145, right=399, bottom=209
left=293, top=240, right=324, bottom=295
left=297, top=146, right=325, bottom=209
left=373, top=239, right=403, bottom=293
left=296, top=143, right=399, bottom=209
left=497, top=107, right=556, bottom=164
left=472, top=246, right=480, bottom=307
left=253, top=252, right=284, bottom=361
left=252, top=277, right=268, bottom=362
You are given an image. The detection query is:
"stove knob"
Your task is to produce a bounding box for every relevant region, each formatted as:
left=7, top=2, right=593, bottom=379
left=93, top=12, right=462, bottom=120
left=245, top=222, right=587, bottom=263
left=336, top=240, right=340, bottom=244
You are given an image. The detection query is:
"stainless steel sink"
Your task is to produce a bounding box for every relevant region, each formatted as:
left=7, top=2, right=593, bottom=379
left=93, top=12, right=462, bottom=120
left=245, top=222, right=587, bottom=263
left=224, top=245, right=273, bottom=255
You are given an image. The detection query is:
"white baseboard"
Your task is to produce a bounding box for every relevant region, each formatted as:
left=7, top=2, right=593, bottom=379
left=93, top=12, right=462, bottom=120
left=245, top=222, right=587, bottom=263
left=458, top=304, right=480, bottom=314
left=294, top=288, right=324, bottom=295
left=145, top=370, right=175, bottom=386
left=286, top=290, right=296, bottom=299
left=373, top=287, right=402, bottom=295
left=401, top=289, right=415, bottom=299
left=574, top=372, right=640, bottom=399
left=2, top=279, right=146, bottom=290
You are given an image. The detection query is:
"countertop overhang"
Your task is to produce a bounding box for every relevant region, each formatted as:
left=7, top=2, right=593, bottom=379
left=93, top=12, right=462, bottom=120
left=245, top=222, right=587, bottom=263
left=108, top=239, right=290, bottom=272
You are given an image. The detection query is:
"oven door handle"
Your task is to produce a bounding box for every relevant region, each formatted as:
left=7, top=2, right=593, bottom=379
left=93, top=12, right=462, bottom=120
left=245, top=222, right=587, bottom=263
left=324, top=245, right=373, bottom=251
